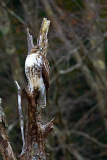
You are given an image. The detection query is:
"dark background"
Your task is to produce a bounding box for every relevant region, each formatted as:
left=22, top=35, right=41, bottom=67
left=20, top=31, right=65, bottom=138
left=0, top=0, right=107, bottom=159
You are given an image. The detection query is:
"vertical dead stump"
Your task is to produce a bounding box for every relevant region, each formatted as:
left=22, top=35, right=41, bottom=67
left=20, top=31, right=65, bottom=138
left=15, top=18, right=54, bottom=160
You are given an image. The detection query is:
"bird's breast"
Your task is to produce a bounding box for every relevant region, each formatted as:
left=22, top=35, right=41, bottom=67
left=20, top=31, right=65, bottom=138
left=25, top=52, right=42, bottom=68
left=25, top=53, right=44, bottom=92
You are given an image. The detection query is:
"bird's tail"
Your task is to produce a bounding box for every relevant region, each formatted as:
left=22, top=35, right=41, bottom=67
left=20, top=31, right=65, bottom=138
left=39, top=88, right=46, bottom=108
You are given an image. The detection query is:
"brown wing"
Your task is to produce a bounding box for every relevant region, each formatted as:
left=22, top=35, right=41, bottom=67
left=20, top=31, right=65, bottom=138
left=42, top=55, right=49, bottom=90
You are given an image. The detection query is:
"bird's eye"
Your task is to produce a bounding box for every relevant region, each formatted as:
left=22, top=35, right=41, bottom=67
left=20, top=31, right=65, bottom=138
left=40, top=48, right=43, bottom=51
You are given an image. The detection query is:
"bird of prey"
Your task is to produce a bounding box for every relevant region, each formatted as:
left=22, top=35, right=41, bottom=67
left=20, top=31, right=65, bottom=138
left=25, top=46, right=49, bottom=108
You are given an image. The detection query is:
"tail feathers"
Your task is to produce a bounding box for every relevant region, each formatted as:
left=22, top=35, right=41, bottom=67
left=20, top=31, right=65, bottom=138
left=39, top=93, right=46, bottom=108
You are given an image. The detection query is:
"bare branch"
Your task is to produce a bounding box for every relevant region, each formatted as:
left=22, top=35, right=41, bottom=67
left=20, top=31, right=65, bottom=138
left=59, top=63, right=82, bottom=75
left=69, top=147, right=88, bottom=160
left=0, top=1, right=25, bottom=25
left=0, top=98, right=17, bottom=160
left=70, top=130, right=107, bottom=148
left=27, top=28, right=34, bottom=54
left=42, top=117, right=55, bottom=137
left=15, top=81, right=26, bottom=156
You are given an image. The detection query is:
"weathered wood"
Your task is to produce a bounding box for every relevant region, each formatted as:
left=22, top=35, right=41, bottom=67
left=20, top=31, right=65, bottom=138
left=20, top=88, right=54, bottom=160
left=37, top=18, right=50, bottom=56
left=0, top=98, right=16, bottom=160
left=15, top=81, right=25, bottom=157
left=27, top=28, right=34, bottom=54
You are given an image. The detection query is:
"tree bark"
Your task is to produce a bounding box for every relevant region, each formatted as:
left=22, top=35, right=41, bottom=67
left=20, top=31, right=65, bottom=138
left=0, top=98, right=16, bottom=160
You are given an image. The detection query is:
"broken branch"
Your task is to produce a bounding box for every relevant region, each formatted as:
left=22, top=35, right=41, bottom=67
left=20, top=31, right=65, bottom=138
left=37, top=18, right=50, bottom=56
left=15, top=81, right=25, bottom=156
left=27, top=28, right=34, bottom=54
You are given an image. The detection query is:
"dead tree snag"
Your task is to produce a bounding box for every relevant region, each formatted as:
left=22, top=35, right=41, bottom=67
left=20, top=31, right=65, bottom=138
left=16, top=18, right=54, bottom=160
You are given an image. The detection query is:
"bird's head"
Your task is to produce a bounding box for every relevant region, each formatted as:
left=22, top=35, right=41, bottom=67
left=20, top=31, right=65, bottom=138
left=30, top=45, right=43, bottom=54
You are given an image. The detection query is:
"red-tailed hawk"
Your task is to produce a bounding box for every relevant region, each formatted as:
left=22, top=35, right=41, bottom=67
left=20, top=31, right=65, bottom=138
left=25, top=46, right=49, bottom=108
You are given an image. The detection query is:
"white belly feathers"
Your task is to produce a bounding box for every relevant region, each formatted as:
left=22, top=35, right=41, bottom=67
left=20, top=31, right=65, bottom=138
left=25, top=52, right=42, bottom=67
left=25, top=52, right=45, bottom=92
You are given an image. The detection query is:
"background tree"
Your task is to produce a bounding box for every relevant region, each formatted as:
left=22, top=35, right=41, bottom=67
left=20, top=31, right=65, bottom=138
left=0, top=0, right=107, bottom=160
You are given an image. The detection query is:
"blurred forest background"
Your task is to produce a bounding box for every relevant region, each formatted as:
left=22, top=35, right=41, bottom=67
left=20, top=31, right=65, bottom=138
left=0, top=0, right=107, bottom=159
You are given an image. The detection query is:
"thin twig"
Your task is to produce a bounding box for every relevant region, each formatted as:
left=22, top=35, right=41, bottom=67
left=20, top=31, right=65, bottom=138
left=70, top=130, right=107, bottom=148
left=0, top=1, right=26, bottom=25
left=59, top=63, right=82, bottom=75
left=15, top=81, right=26, bottom=155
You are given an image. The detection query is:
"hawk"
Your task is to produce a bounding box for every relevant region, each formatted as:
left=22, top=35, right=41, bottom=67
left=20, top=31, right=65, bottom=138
left=25, top=46, right=49, bottom=108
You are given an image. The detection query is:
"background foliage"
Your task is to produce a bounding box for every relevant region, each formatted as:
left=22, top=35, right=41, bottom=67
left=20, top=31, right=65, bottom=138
left=0, top=0, right=107, bottom=159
